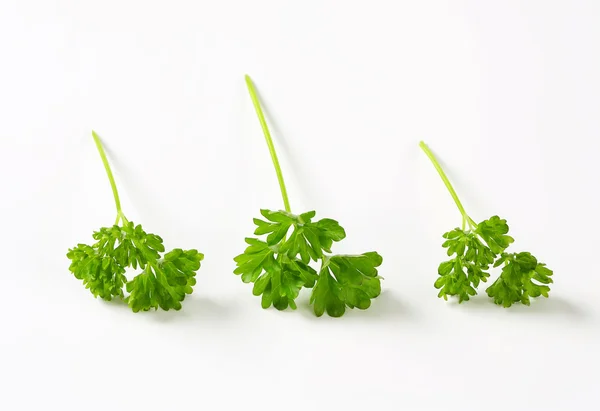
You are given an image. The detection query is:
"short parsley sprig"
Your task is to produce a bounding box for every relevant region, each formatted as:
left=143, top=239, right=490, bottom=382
left=420, top=141, right=553, bottom=307
left=234, top=75, right=383, bottom=317
left=67, top=132, right=204, bottom=312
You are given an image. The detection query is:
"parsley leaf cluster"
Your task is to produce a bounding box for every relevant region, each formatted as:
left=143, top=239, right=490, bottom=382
left=237, top=76, right=383, bottom=317
left=420, top=141, right=553, bottom=307
left=234, top=209, right=383, bottom=317
left=67, top=132, right=203, bottom=312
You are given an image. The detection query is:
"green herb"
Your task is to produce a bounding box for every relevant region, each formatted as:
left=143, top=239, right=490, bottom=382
left=420, top=141, right=553, bottom=307
left=67, top=132, right=203, bottom=312
left=234, top=75, right=383, bottom=317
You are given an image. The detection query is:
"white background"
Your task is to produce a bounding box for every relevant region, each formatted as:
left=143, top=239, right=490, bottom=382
left=1, top=0, right=599, bottom=410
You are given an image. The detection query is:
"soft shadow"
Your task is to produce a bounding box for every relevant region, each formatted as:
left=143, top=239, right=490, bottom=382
left=352, top=290, right=413, bottom=320
left=507, top=296, right=586, bottom=318
left=297, top=290, right=412, bottom=322
left=101, top=295, right=233, bottom=323
left=98, top=297, right=132, bottom=311
left=147, top=296, right=233, bottom=323
left=448, top=295, right=587, bottom=320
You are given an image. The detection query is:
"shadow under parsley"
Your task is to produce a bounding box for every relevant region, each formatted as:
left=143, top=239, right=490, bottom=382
left=296, top=289, right=414, bottom=321
left=100, top=295, right=233, bottom=323
left=447, top=294, right=586, bottom=320
left=149, top=296, right=233, bottom=323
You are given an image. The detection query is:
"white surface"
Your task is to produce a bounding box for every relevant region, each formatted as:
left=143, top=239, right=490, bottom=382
left=1, top=1, right=599, bottom=410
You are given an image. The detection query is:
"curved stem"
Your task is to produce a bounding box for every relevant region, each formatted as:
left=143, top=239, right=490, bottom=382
left=92, top=131, right=127, bottom=225
left=245, top=74, right=291, bottom=213
left=419, top=141, right=476, bottom=229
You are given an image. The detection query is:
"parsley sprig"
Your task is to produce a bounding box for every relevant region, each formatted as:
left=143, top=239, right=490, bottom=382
left=67, top=132, right=203, bottom=312
left=234, top=76, right=383, bottom=317
left=420, top=141, right=553, bottom=307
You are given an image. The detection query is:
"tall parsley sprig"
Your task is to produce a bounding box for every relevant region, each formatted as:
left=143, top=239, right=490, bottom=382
left=234, top=75, right=383, bottom=317
left=420, top=141, right=553, bottom=307
left=67, top=132, right=204, bottom=312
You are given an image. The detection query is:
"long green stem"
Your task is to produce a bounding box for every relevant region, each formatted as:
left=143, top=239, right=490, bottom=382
left=245, top=74, right=292, bottom=213
left=419, top=141, right=476, bottom=229
left=92, top=131, right=128, bottom=225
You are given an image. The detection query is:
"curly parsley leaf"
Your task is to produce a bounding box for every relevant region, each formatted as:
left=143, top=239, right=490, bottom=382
left=474, top=216, right=514, bottom=254
left=434, top=216, right=512, bottom=302
left=233, top=237, right=315, bottom=310
left=420, top=141, right=553, bottom=307
left=435, top=259, right=477, bottom=303
left=251, top=257, right=310, bottom=310
left=67, top=242, right=127, bottom=301
left=234, top=210, right=342, bottom=311
left=125, top=248, right=203, bottom=312
left=486, top=252, right=553, bottom=307
left=68, top=222, right=204, bottom=312
left=67, top=132, right=204, bottom=312
left=310, top=252, right=383, bottom=317
left=252, top=209, right=346, bottom=261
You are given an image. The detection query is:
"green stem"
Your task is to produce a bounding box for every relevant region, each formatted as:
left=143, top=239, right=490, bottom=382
left=245, top=74, right=292, bottom=213
left=92, top=131, right=128, bottom=225
left=419, top=141, right=476, bottom=229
